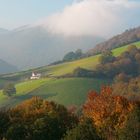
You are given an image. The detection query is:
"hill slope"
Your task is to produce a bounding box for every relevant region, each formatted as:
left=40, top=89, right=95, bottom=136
left=88, top=27, right=140, bottom=55
left=0, top=41, right=140, bottom=108
left=1, top=41, right=140, bottom=81
left=0, top=78, right=110, bottom=107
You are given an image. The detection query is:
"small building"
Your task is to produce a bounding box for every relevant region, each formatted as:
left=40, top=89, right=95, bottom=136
left=30, top=72, right=41, bottom=80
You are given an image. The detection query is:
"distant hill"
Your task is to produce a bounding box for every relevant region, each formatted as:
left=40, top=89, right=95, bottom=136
left=0, top=26, right=104, bottom=70
left=87, top=26, right=140, bottom=55
left=0, top=59, right=18, bottom=74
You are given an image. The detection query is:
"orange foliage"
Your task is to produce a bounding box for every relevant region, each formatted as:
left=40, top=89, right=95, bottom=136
left=83, top=86, right=134, bottom=131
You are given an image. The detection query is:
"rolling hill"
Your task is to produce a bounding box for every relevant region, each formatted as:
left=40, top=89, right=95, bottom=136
left=0, top=40, right=140, bottom=108
left=0, top=78, right=111, bottom=108
left=87, top=26, right=140, bottom=55
left=0, top=40, right=140, bottom=83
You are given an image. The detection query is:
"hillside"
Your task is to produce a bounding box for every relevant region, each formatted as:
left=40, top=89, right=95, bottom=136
left=0, top=78, right=111, bottom=107
left=0, top=41, right=140, bottom=82
left=87, top=27, right=140, bottom=55
left=0, top=40, right=139, bottom=108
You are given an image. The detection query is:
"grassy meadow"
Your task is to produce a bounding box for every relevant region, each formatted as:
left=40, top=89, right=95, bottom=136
left=0, top=41, right=140, bottom=108
left=0, top=78, right=111, bottom=107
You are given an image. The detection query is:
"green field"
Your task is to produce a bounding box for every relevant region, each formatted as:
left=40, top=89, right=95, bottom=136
left=0, top=78, right=111, bottom=107
left=39, top=41, right=140, bottom=76
left=0, top=41, right=140, bottom=108
left=1, top=41, right=140, bottom=80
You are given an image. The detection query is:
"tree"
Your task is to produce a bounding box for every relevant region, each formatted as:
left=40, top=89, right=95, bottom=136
left=118, top=105, right=140, bottom=140
left=8, top=97, right=78, bottom=140
left=83, top=86, right=134, bottom=139
left=0, top=110, right=10, bottom=139
left=99, top=50, right=115, bottom=64
left=75, top=49, right=83, bottom=58
left=6, top=123, right=27, bottom=140
left=73, top=67, right=94, bottom=77
left=63, top=119, right=101, bottom=140
left=63, top=52, right=76, bottom=61
left=3, top=83, right=16, bottom=97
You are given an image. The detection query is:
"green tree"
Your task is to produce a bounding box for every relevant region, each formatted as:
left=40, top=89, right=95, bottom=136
left=63, top=119, right=101, bottom=140
left=3, top=83, right=16, bottom=97
left=6, top=124, right=27, bottom=140
left=99, top=50, right=115, bottom=64
left=63, top=52, right=76, bottom=61
left=0, top=110, right=10, bottom=139
left=118, top=105, right=140, bottom=140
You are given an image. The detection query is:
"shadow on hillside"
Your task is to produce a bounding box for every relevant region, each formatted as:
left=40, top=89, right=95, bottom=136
left=14, top=93, right=58, bottom=102
left=0, top=93, right=58, bottom=109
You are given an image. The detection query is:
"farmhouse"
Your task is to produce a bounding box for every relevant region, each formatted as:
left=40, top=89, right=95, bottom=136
left=30, top=72, right=41, bottom=80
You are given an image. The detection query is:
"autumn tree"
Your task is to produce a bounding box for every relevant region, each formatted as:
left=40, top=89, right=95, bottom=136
left=83, top=86, right=134, bottom=139
left=7, top=97, right=78, bottom=140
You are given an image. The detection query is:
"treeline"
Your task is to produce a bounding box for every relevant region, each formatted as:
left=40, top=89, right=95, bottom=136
left=0, top=97, right=78, bottom=140
left=96, top=45, right=140, bottom=78
left=49, top=49, right=84, bottom=66
left=48, top=27, right=140, bottom=66
left=87, top=26, right=140, bottom=56
left=0, top=86, right=140, bottom=140
left=72, top=45, right=140, bottom=79
left=112, top=75, right=140, bottom=100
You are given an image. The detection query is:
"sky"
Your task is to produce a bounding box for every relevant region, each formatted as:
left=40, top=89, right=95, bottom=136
left=0, top=0, right=140, bottom=38
left=0, top=0, right=73, bottom=29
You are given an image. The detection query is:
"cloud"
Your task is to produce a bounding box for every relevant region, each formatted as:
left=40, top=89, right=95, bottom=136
left=38, top=0, right=140, bottom=38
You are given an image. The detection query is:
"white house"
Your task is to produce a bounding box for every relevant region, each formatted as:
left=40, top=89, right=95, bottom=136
left=30, top=72, right=41, bottom=80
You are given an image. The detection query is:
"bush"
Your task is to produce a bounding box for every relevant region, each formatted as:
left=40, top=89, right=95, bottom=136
left=3, top=83, right=16, bottom=97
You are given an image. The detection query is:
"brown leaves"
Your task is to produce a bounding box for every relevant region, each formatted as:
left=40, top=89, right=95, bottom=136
left=83, top=86, right=134, bottom=130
